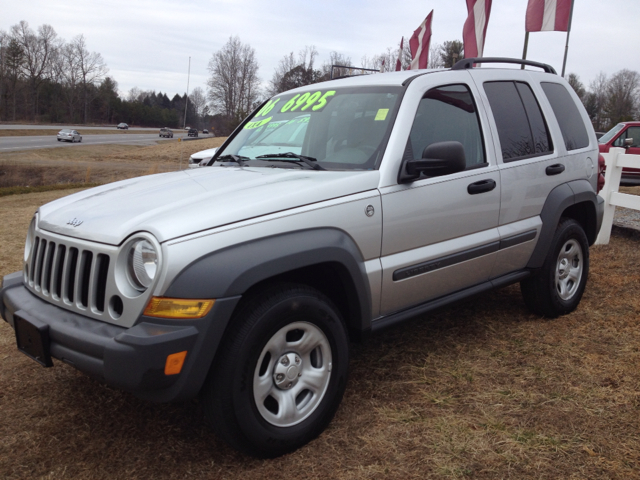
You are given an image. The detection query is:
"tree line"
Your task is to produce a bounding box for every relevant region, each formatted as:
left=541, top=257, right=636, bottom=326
left=1, top=21, right=638, bottom=135
left=0, top=21, right=203, bottom=129
left=207, top=35, right=639, bottom=135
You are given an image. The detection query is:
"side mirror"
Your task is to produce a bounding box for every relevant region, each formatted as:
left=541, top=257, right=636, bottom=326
left=624, top=137, right=633, bottom=148
left=401, top=141, right=467, bottom=182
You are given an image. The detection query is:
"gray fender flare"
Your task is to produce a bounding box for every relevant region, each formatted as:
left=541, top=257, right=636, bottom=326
left=527, top=179, right=600, bottom=269
left=164, top=228, right=372, bottom=333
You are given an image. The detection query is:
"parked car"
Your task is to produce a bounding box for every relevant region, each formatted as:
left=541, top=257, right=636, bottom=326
left=2, top=57, right=604, bottom=459
left=56, top=129, right=82, bottom=143
left=188, top=128, right=198, bottom=137
left=598, top=121, right=640, bottom=184
left=203, top=129, right=209, bottom=134
left=159, top=127, right=174, bottom=138
left=188, top=147, right=218, bottom=168
left=117, top=123, right=129, bottom=130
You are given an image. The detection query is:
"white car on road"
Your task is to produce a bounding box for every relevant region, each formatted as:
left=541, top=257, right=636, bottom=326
left=56, top=129, right=82, bottom=143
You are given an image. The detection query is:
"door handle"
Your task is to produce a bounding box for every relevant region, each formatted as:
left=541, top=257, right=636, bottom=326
left=545, top=163, right=565, bottom=176
left=467, top=179, right=496, bottom=195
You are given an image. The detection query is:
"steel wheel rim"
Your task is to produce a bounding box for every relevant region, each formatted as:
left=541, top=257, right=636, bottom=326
left=253, top=321, right=332, bottom=427
left=555, top=238, right=583, bottom=301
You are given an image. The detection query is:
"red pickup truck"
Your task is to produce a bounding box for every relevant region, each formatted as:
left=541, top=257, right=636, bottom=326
left=598, top=121, right=640, bottom=184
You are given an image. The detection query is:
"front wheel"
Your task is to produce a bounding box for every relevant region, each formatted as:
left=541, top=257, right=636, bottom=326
left=202, top=284, right=349, bottom=457
left=521, top=218, right=589, bottom=317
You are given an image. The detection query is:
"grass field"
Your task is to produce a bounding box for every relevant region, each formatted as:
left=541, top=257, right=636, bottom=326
left=0, top=143, right=639, bottom=478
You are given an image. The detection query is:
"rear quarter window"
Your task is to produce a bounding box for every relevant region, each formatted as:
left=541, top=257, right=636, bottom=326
left=483, top=81, right=552, bottom=162
left=541, top=82, right=590, bottom=151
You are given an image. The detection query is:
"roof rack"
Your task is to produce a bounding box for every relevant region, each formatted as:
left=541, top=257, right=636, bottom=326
left=451, top=57, right=557, bottom=75
left=330, top=65, right=380, bottom=80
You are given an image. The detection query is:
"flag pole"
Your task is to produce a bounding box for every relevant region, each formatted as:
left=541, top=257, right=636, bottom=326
left=521, top=31, right=529, bottom=69
left=561, top=0, right=576, bottom=77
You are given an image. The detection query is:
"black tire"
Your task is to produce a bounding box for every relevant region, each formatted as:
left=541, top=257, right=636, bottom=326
left=202, top=284, right=349, bottom=458
left=520, top=218, right=589, bottom=317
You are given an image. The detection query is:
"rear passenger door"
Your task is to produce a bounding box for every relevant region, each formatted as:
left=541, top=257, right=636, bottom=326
left=469, top=71, right=593, bottom=279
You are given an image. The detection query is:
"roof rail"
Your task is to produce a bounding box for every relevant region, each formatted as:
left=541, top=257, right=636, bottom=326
left=451, top=57, right=557, bottom=75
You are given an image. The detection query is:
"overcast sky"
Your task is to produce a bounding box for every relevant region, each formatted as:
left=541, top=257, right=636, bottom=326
left=3, top=0, right=638, bottom=100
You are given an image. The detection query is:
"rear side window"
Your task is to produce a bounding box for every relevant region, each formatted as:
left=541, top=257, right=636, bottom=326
left=541, top=82, right=590, bottom=151
left=484, top=81, right=552, bottom=162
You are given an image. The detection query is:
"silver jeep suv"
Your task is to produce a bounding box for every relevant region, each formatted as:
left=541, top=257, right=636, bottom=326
left=0, top=58, right=604, bottom=458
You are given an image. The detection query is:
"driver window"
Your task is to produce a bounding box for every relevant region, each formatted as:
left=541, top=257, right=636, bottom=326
left=408, top=84, right=486, bottom=168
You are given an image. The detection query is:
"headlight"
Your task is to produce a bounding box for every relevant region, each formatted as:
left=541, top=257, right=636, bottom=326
left=127, top=239, right=158, bottom=291
left=24, top=216, right=36, bottom=262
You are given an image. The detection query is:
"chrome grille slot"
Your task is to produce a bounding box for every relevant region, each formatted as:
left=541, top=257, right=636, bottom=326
left=95, top=254, right=110, bottom=313
left=65, top=247, right=79, bottom=303
left=42, top=241, right=56, bottom=295
left=79, top=250, right=93, bottom=309
left=52, top=244, right=66, bottom=300
left=29, top=236, right=40, bottom=284
left=34, top=238, right=47, bottom=290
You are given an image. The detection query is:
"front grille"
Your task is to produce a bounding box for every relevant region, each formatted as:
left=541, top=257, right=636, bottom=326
left=23, top=226, right=157, bottom=328
left=28, top=236, right=110, bottom=313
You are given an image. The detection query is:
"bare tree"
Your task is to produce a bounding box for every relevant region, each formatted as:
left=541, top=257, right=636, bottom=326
left=207, top=36, right=261, bottom=128
left=268, top=46, right=320, bottom=96
left=56, top=41, right=82, bottom=121
left=588, top=72, right=609, bottom=131
left=321, top=51, right=353, bottom=79
left=11, top=21, right=58, bottom=120
left=604, top=69, right=640, bottom=127
left=71, top=34, right=108, bottom=123
left=3, top=36, right=24, bottom=121
left=428, top=42, right=444, bottom=69
left=189, top=86, right=207, bottom=127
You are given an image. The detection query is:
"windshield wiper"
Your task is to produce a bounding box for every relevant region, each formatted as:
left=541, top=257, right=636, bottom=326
left=256, top=152, right=325, bottom=170
left=216, top=154, right=250, bottom=166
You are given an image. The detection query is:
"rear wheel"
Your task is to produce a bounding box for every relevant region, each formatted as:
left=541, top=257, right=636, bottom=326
left=202, top=284, right=349, bottom=458
left=521, top=218, right=589, bottom=317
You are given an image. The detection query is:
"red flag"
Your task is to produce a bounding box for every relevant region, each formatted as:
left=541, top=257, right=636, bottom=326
left=410, top=10, right=434, bottom=70
left=463, top=0, right=492, bottom=58
left=395, top=37, right=404, bottom=71
left=380, top=58, right=385, bottom=73
left=526, top=0, right=572, bottom=32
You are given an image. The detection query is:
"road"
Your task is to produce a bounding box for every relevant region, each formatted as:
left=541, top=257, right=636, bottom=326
left=0, top=124, right=158, bottom=132
left=0, top=131, right=210, bottom=152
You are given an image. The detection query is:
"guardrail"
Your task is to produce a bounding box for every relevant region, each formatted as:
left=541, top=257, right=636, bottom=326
left=595, top=147, right=640, bottom=245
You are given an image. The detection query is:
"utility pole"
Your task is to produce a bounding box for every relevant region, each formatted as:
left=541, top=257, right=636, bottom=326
left=183, top=56, right=191, bottom=129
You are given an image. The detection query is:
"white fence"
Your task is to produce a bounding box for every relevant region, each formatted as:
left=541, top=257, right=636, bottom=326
left=595, top=147, right=640, bottom=245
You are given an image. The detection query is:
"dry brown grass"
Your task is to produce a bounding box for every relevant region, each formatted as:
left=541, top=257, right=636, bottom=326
left=0, top=129, right=160, bottom=137
left=1, top=171, right=640, bottom=478
left=0, top=137, right=225, bottom=191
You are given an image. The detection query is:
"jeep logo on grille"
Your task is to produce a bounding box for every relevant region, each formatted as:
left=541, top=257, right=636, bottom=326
left=67, top=218, right=83, bottom=227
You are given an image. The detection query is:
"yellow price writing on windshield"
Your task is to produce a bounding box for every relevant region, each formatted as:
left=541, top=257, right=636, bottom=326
left=280, top=90, right=336, bottom=113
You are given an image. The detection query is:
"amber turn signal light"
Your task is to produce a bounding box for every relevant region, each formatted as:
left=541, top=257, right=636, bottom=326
left=143, top=297, right=214, bottom=319
left=165, top=351, right=187, bottom=375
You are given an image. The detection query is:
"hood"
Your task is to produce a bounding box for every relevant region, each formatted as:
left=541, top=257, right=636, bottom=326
left=37, top=166, right=380, bottom=245
left=189, top=147, right=219, bottom=160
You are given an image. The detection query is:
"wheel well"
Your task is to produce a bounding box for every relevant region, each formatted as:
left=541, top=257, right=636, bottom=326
left=561, top=201, right=597, bottom=245
left=236, top=262, right=364, bottom=342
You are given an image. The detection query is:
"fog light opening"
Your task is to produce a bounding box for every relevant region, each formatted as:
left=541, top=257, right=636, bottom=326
left=109, top=295, right=124, bottom=319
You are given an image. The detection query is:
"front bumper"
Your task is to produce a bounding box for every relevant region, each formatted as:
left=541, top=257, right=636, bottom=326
left=1, top=272, right=240, bottom=402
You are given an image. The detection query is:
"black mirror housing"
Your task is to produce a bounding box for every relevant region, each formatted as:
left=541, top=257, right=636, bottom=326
left=403, top=141, right=467, bottom=180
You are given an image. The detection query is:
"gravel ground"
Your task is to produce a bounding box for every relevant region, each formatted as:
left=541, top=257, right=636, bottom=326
left=614, top=207, right=640, bottom=232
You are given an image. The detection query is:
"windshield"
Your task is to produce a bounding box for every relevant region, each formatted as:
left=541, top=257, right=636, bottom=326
left=217, top=86, right=402, bottom=170
left=598, top=123, right=625, bottom=144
